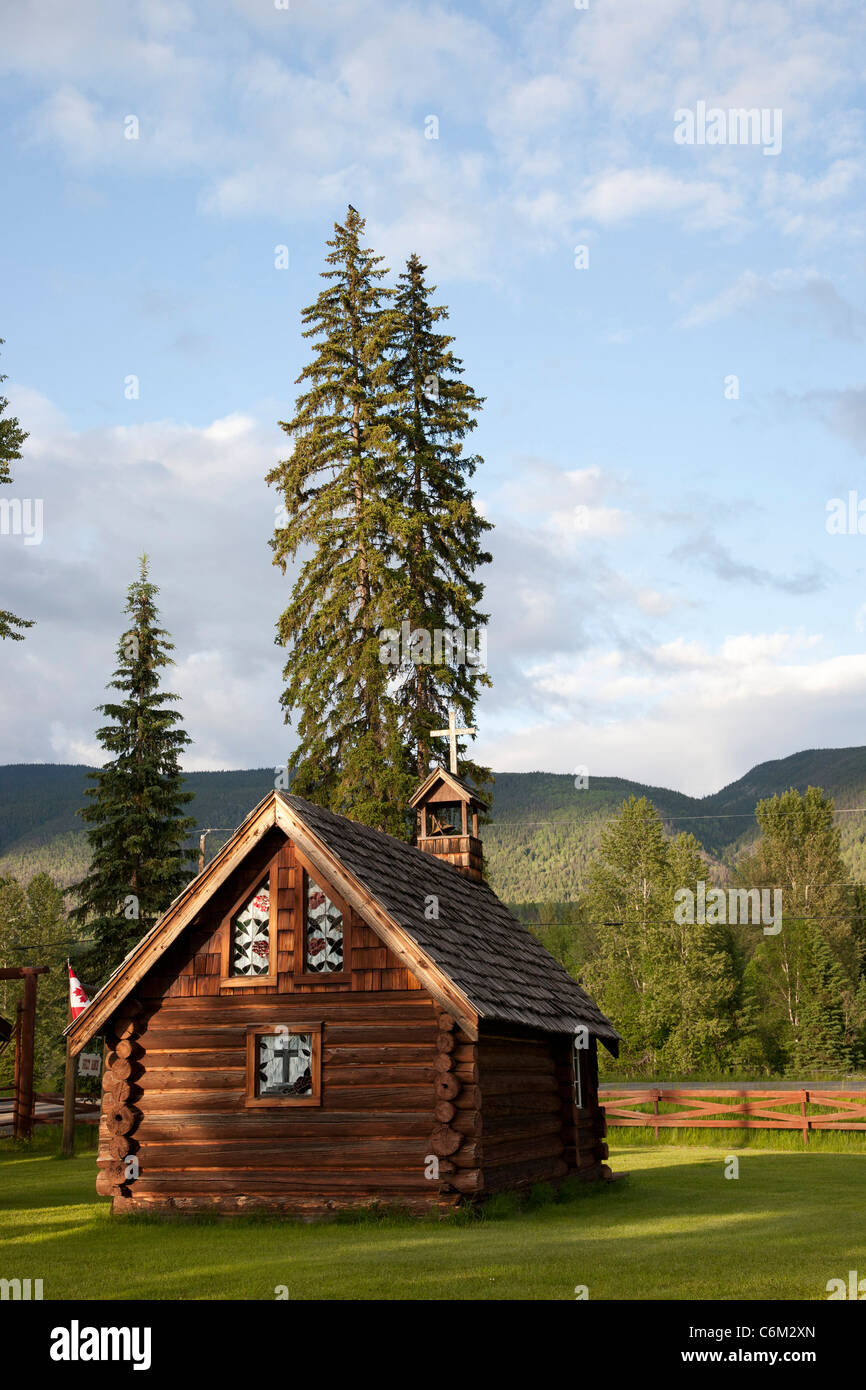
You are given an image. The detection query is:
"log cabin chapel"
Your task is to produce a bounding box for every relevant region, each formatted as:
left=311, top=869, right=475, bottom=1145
left=66, top=766, right=620, bottom=1216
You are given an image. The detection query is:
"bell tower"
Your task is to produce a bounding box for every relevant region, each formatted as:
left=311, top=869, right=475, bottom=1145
left=411, top=766, right=485, bottom=882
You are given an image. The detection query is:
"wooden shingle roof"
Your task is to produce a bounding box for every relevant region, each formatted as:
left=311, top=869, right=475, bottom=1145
left=280, top=792, right=620, bottom=1052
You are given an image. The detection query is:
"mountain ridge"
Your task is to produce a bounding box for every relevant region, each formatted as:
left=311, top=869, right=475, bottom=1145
left=3, top=746, right=866, bottom=901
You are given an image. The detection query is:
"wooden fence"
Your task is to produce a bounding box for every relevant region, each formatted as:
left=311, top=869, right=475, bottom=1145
left=598, top=1088, right=866, bottom=1144
left=0, top=1083, right=99, bottom=1134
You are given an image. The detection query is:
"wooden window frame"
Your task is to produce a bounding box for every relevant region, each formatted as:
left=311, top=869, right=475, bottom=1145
left=220, top=865, right=278, bottom=989
left=293, top=850, right=351, bottom=985
left=244, top=1022, right=322, bottom=1108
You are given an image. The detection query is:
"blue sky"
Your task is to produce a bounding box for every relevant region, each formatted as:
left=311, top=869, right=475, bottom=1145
left=1, top=0, right=865, bottom=794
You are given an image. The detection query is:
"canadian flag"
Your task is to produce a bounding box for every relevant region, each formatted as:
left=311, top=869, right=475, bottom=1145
left=68, top=963, right=90, bottom=1019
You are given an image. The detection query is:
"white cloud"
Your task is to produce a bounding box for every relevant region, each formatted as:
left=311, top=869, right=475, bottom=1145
left=679, top=268, right=864, bottom=335
left=487, top=630, right=866, bottom=795
left=577, top=168, right=743, bottom=230
left=3, top=0, right=861, bottom=275
left=0, top=387, right=289, bottom=768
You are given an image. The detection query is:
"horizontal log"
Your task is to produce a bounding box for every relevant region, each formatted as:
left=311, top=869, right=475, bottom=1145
left=481, top=1073, right=558, bottom=1097
left=447, top=1169, right=483, bottom=1195
left=141, top=1049, right=245, bottom=1069
left=138, top=1023, right=437, bottom=1048
left=320, top=1045, right=434, bottom=1066
left=311, top=1025, right=437, bottom=1045
left=138, top=1140, right=432, bottom=1169
left=480, top=1112, right=562, bottom=1139
left=137, top=1085, right=437, bottom=1112
left=483, top=1091, right=561, bottom=1117
left=452, top=1109, right=481, bottom=1137
left=481, top=1135, right=564, bottom=1166
left=125, top=1171, right=439, bottom=1195
left=480, top=1054, right=558, bottom=1076
left=434, top=1100, right=456, bottom=1124
left=146, top=995, right=435, bottom=1021
left=118, top=1192, right=444, bottom=1216
left=143, top=1060, right=436, bottom=1088
left=136, top=1111, right=435, bottom=1142
left=437, top=1014, right=455, bottom=1033
left=138, top=1028, right=247, bottom=1050
left=483, top=1156, right=568, bottom=1193
left=141, top=1068, right=244, bottom=1090
left=454, top=1085, right=481, bottom=1110
left=479, top=1035, right=557, bottom=1054
left=322, top=1065, right=435, bottom=1086
left=450, top=1142, right=480, bottom=1168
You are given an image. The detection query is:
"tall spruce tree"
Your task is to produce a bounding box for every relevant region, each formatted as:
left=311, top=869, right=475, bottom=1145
left=71, top=557, right=194, bottom=981
left=268, top=206, right=407, bottom=832
left=269, top=209, right=493, bottom=836
left=0, top=340, right=34, bottom=641
left=388, top=254, right=492, bottom=785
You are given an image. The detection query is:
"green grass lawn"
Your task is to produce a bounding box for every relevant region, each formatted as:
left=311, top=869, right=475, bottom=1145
left=1, top=1135, right=863, bottom=1300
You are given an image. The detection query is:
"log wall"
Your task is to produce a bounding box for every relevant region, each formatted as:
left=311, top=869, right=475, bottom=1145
left=92, top=826, right=609, bottom=1214
left=102, top=991, right=444, bottom=1215
left=475, top=1031, right=609, bottom=1192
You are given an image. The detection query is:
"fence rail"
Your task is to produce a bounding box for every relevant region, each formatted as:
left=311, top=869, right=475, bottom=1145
left=0, top=1085, right=99, bottom=1133
left=598, top=1088, right=866, bottom=1144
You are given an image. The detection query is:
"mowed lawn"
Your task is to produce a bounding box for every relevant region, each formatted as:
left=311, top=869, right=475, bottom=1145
left=1, top=1142, right=863, bottom=1300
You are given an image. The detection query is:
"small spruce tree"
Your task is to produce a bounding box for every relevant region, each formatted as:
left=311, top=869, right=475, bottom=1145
left=70, top=557, right=195, bottom=981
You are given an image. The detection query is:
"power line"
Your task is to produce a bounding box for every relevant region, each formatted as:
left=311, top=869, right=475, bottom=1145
left=523, top=916, right=865, bottom=928
left=490, top=807, right=866, bottom=826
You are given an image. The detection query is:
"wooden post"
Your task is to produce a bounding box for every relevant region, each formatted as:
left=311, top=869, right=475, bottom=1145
left=1, top=966, right=49, bottom=1141
left=61, top=1037, right=77, bottom=1156
left=801, top=1089, right=810, bottom=1147
left=15, top=970, right=38, bottom=1141
left=652, top=1088, right=660, bottom=1141
left=12, top=999, right=23, bottom=1139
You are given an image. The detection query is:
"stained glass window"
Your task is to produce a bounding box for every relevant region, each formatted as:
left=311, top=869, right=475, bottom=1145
left=231, top=879, right=271, bottom=976
left=305, top=876, right=344, bottom=973
left=257, top=1031, right=313, bottom=1099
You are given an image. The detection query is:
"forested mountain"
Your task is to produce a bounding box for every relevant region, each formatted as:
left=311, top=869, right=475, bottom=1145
left=4, top=746, right=866, bottom=901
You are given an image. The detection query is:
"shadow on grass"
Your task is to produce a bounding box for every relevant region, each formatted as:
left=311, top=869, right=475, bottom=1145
left=3, top=1145, right=863, bottom=1299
